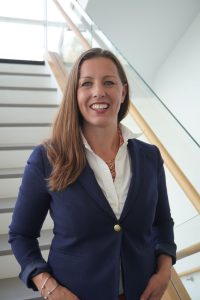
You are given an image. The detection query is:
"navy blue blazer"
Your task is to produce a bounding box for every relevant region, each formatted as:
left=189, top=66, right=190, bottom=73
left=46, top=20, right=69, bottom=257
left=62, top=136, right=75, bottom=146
left=9, top=139, right=176, bottom=300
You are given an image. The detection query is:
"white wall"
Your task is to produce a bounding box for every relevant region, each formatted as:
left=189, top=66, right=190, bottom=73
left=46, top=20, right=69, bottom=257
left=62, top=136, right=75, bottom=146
left=84, top=0, right=200, bottom=85
left=153, top=12, right=200, bottom=144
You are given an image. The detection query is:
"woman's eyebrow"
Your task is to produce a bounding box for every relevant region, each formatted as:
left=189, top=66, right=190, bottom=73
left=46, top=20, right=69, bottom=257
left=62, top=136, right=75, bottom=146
left=104, top=75, right=117, bottom=79
left=79, top=76, right=93, bottom=79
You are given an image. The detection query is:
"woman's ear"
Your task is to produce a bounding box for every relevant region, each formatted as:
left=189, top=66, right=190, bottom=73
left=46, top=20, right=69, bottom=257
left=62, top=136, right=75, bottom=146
left=121, top=83, right=128, bottom=103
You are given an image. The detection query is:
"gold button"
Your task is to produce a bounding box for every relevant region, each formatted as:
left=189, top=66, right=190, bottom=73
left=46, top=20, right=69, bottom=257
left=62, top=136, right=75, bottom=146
left=114, top=224, right=121, bottom=232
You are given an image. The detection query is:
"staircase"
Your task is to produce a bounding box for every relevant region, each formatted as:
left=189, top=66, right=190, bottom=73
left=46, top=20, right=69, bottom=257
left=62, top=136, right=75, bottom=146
left=0, top=60, right=59, bottom=299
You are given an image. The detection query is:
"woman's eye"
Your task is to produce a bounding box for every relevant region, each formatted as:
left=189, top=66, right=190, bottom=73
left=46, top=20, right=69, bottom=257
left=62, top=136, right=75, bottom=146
left=104, top=80, right=114, bottom=86
left=81, top=81, right=92, bottom=87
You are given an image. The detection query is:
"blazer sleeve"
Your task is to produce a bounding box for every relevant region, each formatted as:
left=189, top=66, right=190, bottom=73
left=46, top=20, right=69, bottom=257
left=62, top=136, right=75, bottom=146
left=153, top=146, right=177, bottom=264
left=8, top=145, right=52, bottom=290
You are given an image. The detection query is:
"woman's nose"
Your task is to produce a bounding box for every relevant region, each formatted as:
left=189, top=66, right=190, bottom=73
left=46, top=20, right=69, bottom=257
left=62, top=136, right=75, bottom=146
left=93, top=84, right=106, bottom=98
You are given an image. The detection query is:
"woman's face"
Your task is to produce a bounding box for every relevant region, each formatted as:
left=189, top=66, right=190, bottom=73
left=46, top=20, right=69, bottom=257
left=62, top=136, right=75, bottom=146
left=77, top=57, right=127, bottom=130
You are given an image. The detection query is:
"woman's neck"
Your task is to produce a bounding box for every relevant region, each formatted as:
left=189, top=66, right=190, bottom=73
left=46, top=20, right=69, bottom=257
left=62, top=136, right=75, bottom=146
left=82, top=124, right=120, bottom=161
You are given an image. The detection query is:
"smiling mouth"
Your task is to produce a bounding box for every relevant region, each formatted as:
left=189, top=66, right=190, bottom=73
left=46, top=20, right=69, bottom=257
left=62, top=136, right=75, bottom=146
left=90, top=103, right=110, bottom=110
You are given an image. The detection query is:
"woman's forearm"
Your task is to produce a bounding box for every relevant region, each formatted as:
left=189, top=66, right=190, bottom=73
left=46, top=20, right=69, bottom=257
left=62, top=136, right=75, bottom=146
left=156, top=254, right=172, bottom=278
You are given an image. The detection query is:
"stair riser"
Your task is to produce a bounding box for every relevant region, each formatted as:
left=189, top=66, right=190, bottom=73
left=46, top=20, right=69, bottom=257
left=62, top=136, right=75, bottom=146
left=0, top=89, right=60, bottom=104
left=0, top=213, right=53, bottom=235
left=0, top=107, right=58, bottom=123
left=0, top=281, right=41, bottom=300
left=0, top=127, right=51, bottom=145
left=0, top=150, right=32, bottom=169
left=0, top=63, right=49, bottom=74
left=0, top=250, right=49, bottom=279
left=0, top=178, right=21, bottom=198
left=0, top=75, right=56, bottom=88
left=0, top=277, right=42, bottom=299
left=1, top=213, right=15, bottom=235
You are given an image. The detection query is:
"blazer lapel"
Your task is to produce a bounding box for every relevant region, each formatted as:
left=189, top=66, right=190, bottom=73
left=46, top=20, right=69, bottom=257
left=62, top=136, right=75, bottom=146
left=78, top=163, right=117, bottom=220
left=120, top=139, right=145, bottom=221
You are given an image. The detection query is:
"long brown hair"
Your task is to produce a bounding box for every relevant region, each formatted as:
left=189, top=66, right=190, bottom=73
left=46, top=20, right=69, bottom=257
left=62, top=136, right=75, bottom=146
left=45, top=48, right=130, bottom=191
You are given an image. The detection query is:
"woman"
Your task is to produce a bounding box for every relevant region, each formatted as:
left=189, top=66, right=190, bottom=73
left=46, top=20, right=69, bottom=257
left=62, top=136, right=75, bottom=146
left=9, top=48, right=176, bottom=300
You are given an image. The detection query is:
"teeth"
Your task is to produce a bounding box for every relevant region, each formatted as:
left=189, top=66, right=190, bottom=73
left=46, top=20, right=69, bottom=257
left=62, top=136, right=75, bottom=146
left=91, top=103, right=109, bottom=109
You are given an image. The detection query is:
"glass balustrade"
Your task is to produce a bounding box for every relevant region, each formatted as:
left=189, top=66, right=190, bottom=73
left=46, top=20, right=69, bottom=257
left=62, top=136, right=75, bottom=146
left=45, top=0, right=100, bottom=64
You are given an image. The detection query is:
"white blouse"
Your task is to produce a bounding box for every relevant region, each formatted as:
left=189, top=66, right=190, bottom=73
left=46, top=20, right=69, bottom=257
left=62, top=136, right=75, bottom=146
left=82, top=124, right=137, bottom=219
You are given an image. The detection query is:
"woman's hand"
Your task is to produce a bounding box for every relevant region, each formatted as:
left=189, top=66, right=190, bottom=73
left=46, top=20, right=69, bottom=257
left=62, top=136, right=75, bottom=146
left=140, top=254, right=172, bottom=300
left=139, top=271, right=170, bottom=300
